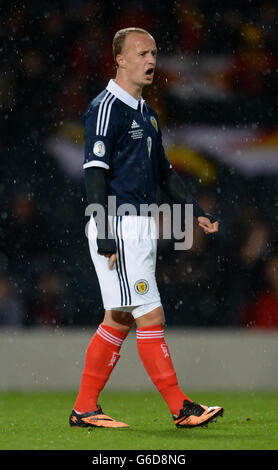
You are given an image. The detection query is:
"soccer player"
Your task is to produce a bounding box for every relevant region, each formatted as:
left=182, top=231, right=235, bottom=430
left=69, top=27, right=224, bottom=429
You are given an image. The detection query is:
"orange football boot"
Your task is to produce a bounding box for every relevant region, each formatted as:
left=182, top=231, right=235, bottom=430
left=69, top=406, right=129, bottom=428
left=174, top=400, right=224, bottom=428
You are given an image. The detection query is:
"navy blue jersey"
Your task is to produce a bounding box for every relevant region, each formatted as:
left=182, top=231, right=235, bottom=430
left=83, top=79, right=172, bottom=212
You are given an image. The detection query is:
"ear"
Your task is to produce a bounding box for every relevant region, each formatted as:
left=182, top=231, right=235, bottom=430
left=116, top=53, right=125, bottom=69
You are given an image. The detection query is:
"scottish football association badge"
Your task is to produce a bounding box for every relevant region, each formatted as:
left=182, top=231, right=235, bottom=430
left=150, top=116, right=158, bottom=132
left=135, top=279, right=149, bottom=295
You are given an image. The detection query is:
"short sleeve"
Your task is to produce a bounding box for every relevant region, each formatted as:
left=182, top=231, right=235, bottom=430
left=83, top=94, right=118, bottom=170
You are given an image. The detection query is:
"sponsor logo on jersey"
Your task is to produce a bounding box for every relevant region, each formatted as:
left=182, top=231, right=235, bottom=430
left=150, top=116, right=158, bottom=132
left=131, top=120, right=140, bottom=129
left=129, top=120, right=143, bottom=140
left=134, top=279, right=149, bottom=295
left=93, top=140, right=105, bottom=157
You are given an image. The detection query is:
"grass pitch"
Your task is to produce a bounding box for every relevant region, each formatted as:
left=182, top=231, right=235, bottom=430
left=0, top=391, right=277, bottom=450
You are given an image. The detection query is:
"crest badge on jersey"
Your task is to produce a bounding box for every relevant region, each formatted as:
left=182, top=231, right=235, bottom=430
left=93, top=140, right=105, bottom=157
left=150, top=116, right=158, bottom=132
left=134, top=279, right=149, bottom=295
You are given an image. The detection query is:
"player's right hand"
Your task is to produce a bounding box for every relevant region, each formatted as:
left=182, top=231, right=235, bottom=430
left=98, top=252, right=117, bottom=270
left=97, top=237, right=117, bottom=255
left=108, top=254, right=117, bottom=270
left=96, top=235, right=117, bottom=270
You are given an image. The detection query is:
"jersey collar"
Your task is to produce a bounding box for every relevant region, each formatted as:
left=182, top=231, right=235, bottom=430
left=106, top=79, right=146, bottom=110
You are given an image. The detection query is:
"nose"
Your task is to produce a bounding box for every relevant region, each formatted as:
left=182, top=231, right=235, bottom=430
left=148, top=55, right=156, bottom=66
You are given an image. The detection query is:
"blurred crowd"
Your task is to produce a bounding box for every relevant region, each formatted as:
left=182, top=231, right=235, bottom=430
left=1, top=0, right=278, bottom=139
left=1, top=0, right=278, bottom=329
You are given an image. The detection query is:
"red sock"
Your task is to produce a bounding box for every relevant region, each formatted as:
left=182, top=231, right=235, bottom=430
left=74, top=323, right=127, bottom=413
left=136, top=325, right=192, bottom=416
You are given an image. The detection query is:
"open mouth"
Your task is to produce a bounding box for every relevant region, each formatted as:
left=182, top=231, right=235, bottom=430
left=145, top=67, right=154, bottom=76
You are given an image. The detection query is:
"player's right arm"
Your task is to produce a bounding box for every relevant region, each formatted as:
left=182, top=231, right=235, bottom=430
left=83, top=97, right=118, bottom=264
left=85, top=167, right=116, bottom=256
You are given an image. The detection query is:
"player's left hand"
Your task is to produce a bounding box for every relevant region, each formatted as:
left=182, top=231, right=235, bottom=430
left=197, top=216, right=219, bottom=235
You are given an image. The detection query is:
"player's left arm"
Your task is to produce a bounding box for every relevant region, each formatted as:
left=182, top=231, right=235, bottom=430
left=158, top=168, right=219, bottom=234
left=155, top=118, right=218, bottom=235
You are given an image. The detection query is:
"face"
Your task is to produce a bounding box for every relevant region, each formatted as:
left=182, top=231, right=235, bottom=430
left=116, top=32, right=157, bottom=88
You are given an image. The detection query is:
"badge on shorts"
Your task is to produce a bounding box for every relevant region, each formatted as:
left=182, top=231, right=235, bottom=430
left=93, top=140, right=105, bottom=157
left=135, top=279, right=149, bottom=295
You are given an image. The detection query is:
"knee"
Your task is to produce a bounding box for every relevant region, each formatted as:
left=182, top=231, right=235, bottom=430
left=103, top=309, right=135, bottom=333
left=135, top=305, right=165, bottom=328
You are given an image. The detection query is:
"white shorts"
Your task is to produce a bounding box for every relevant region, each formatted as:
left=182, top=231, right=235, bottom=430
left=88, top=215, right=162, bottom=317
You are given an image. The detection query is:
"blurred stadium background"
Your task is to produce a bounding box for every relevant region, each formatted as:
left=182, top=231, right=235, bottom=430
left=1, top=0, right=278, bottom=392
